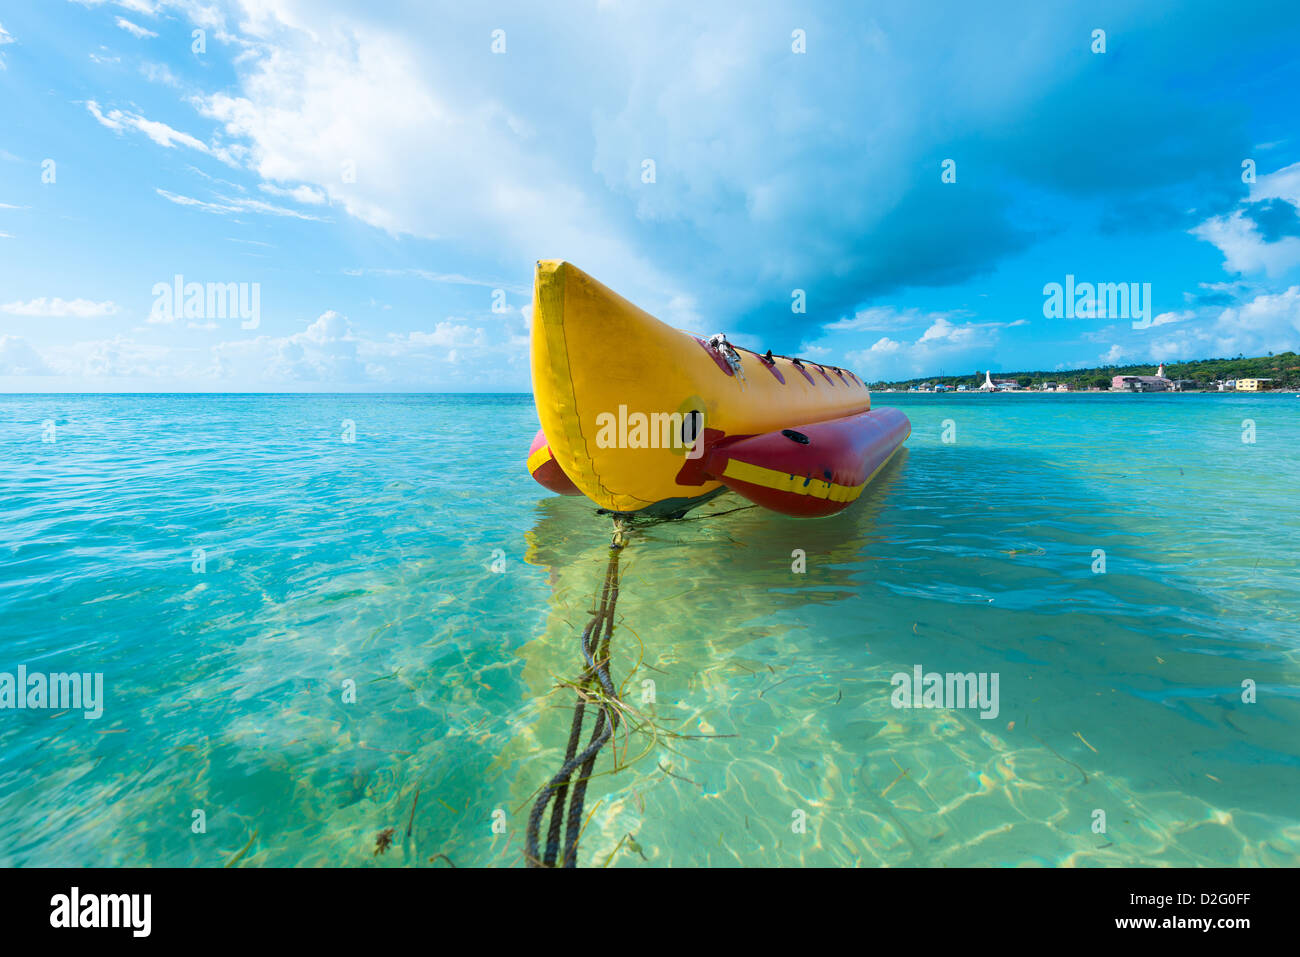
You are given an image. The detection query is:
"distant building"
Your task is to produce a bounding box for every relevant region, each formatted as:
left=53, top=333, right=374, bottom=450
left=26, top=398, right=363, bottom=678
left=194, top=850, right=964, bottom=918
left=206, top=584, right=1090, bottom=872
left=1055, top=383, right=1071, bottom=392
left=1112, top=363, right=1172, bottom=392
left=1236, top=378, right=1274, bottom=392
left=978, top=370, right=1023, bottom=391
left=1112, top=375, right=1170, bottom=392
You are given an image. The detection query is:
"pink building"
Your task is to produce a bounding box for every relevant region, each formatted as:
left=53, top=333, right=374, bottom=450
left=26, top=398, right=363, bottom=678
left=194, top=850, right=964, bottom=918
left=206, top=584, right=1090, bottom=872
left=1112, top=363, right=1172, bottom=392
left=1111, top=374, right=1171, bottom=392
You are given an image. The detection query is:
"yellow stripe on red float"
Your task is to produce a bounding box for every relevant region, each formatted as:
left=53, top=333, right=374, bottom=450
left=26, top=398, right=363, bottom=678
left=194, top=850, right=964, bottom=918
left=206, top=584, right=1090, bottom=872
left=527, top=443, right=554, bottom=475
left=718, top=442, right=905, bottom=503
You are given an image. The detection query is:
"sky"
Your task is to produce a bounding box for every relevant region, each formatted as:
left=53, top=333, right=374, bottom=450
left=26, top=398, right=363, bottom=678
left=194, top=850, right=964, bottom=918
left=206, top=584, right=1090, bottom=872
left=1, top=0, right=1299, bottom=392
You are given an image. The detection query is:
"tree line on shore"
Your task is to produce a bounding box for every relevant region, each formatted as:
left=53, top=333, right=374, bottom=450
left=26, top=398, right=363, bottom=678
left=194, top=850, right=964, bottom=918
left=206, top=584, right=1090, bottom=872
left=870, top=351, right=1300, bottom=391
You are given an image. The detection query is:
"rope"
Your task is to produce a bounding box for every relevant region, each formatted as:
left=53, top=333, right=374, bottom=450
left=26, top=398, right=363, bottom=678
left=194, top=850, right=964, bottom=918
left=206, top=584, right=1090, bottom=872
left=525, top=519, right=626, bottom=868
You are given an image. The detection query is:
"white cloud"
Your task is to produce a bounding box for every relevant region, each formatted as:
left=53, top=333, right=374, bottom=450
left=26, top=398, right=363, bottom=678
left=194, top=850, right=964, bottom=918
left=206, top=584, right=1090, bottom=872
left=815, top=305, right=1014, bottom=380
left=68, top=1, right=165, bottom=14
left=1099, top=344, right=1129, bottom=365
left=141, top=61, right=181, bottom=86
left=156, top=187, right=328, bottom=221
left=396, top=321, right=486, bottom=350
left=825, top=306, right=969, bottom=333
left=342, top=267, right=528, bottom=296
left=0, top=336, right=53, bottom=376
left=54, top=0, right=1076, bottom=337
left=81, top=336, right=173, bottom=377
left=664, top=294, right=702, bottom=328
left=205, top=310, right=526, bottom=386
left=1252, top=161, right=1300, bottom=206
left=1185, top=280, right=1250, bottom=303
left=1192, top=161, right=1300, bottom=277
left=804, top=305, right=1010, bottom=379
left=0, top=19, right=12, bottom=69
left=210, top=313, right=367, bottom=383
left=1124, top=287, right=1300, bottom=362
left=115, top=16, right=158, bottom=38
left=258, top=182, right=326, bottom=205
left=3, top=332, right=181, bottom=379
left=917, top=316, right=982, bottom=346
left=1, top=297, right=119, bottom=318
left=1209, top=286, right=1300, bottom=354
left=191, top=4, right=674, bottom=304
left=86, top=100, right=243, bottom=165
left=1191, top=209, right=1300, bottom=276
left=838, top=316, right=1005, bottom=381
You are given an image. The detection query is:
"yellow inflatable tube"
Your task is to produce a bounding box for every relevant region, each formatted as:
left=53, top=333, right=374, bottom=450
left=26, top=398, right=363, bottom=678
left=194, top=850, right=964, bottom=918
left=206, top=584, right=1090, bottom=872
left=530, top=260, right=874, bottom=514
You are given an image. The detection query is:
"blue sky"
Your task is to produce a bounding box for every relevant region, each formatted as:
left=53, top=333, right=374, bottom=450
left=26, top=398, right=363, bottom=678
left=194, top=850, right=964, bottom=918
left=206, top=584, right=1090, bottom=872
left=2, top=0, right=1299, bottom=391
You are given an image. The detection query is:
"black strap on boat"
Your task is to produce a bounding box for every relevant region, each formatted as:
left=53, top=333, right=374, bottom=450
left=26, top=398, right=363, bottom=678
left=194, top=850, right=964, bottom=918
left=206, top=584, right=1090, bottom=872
left=525, top=521, right=625, bottom=868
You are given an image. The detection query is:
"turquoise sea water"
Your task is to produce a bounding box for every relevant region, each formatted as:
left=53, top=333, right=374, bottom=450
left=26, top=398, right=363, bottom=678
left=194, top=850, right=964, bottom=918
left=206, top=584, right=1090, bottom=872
left=1, top=392, right=1298, bottom=867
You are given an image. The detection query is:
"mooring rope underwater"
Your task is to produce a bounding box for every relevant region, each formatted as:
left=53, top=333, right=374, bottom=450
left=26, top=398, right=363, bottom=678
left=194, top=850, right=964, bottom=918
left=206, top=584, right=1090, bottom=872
left=525, top=519, right=627, bottom=868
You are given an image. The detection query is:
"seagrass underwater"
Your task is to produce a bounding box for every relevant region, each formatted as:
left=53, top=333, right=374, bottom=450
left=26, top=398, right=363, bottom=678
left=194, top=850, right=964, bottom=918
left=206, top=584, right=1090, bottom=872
left=0, top=666, right=104, bottom=719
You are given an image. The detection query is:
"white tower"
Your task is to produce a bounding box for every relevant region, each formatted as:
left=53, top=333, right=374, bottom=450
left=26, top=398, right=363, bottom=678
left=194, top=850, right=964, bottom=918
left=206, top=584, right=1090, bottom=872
left=982, top=370, right=995, bottom=390
left=1157, top=362, right=1166, bottom=378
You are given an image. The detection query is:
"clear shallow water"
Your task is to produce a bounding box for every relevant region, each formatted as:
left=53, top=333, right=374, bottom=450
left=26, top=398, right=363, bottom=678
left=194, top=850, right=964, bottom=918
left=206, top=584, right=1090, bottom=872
left=1, top=392, right=1297, bottom=868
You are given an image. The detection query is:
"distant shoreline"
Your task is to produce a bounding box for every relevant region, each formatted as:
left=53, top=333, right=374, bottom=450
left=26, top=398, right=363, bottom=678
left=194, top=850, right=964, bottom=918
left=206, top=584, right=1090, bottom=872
left=870, top=352, right=1299, bottom=393
left=872, top=389, right=1300, bottom=395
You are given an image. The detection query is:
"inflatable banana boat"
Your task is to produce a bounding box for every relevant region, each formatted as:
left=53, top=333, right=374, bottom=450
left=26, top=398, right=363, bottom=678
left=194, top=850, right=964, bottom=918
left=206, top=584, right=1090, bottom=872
left=527, top=261, right=909, bottom=518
